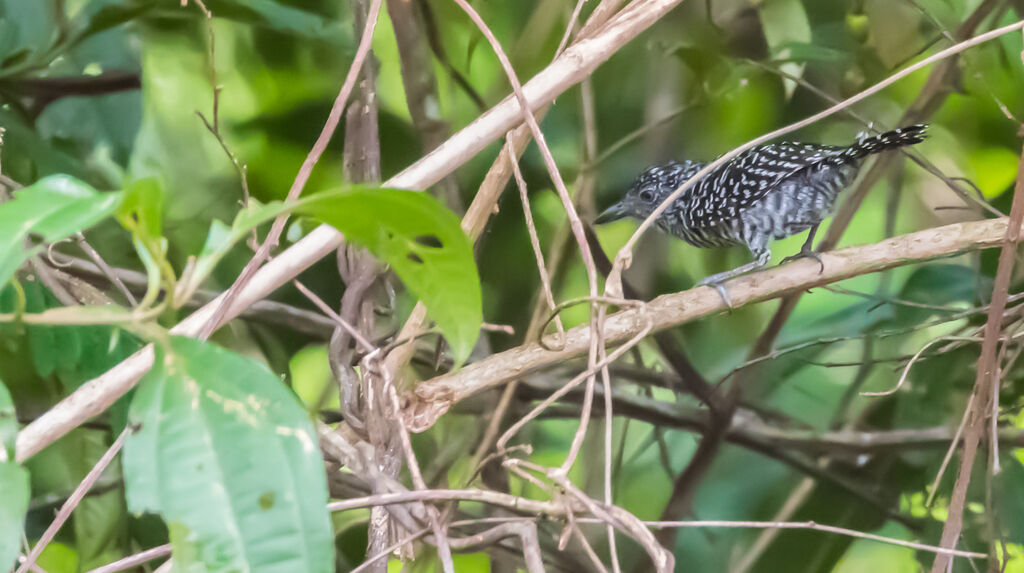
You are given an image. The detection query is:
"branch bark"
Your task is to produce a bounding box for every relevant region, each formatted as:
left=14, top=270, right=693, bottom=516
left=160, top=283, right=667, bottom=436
left=405, top=216, right=1019, bottom=430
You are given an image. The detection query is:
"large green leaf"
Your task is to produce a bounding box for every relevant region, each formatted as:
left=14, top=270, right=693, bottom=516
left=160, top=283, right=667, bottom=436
left=0, top=462, right=29, bottom=572
left=296, top=187, right=482, bottom=364
left=0, top=175, right=122, bottom=289
left=123, top=336, right=333, bottom=573
left=0, top=378, right=27, bottom=573
left=130, top=185, right=480, bottom=361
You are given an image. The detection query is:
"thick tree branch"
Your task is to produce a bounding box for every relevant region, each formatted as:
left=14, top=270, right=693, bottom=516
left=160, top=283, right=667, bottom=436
left=405, top=217, right=1017, bottom=430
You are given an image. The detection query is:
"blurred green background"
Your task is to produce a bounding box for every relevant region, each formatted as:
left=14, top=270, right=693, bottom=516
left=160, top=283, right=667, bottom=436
left=2, top=0, right=1024, bottom=571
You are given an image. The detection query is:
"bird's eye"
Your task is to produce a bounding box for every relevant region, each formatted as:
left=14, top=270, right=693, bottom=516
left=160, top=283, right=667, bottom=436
left=639, top=189, right=655, bottom=203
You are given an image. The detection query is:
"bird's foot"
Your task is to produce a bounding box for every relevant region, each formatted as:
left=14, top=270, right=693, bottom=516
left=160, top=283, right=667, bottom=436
left=696, top=276, right=734, bottom=309
left=780, top=248, right=824, bottom=273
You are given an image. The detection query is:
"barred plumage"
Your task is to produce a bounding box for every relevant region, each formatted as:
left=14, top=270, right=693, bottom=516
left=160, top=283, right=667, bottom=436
left=595, top=125, right=927, bottom=305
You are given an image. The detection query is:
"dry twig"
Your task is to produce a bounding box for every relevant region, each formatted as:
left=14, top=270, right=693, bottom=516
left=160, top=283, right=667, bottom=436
left=930, top=132, right=1024, bottom=573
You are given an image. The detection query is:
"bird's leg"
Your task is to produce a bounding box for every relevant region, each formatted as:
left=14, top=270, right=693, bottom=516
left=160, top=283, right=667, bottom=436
left=696, top=248, right=771, bottom=308
left=780, top=224, right=824, bottom=273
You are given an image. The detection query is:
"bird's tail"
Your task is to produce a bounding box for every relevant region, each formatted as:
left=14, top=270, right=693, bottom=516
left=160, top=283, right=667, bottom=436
left=843, top=124, right=928, bottom=160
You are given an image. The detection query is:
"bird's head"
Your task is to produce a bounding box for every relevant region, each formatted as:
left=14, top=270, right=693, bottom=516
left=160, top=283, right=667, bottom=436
left=595, top=161, right=698, bottom=225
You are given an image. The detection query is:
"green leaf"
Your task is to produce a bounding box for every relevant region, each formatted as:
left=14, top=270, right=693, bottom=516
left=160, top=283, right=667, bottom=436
left=58, top=325, right=141, bottom=392
left=295, top=187, right=482, bottom=364
left=997, top=455, right=1024, bottom=544
left=0, top=379, right=14, bottom=458
left=759, top=0, right=811, bottom=98
left=0, top=280, right=141, bottom=389
left=117, top=178, right=171, bottom=305
left=117, top=177, right=164, bottom=240
left=0, top=110, right=89, bottom=182
left=71, top=432, right=128, bottom=571
left=0, top=462, right=30, bottom=572
left=289, top=345, right=337, bottom=412
left=123, top=337, right=333, bottom=573
left=0, top=1, right=55, bottom=66
left=769, top=42, right=850, bottom=64
left=968, top=146, right=1019, bottom=199
left=202, top=0, right=349, bottom=42
left=184, top=200, right=288, bottom=297
left=69, top=0, right=350, bottom=47
left=864, top=0, right=924, bottom=68
left=0, top=175, right=122, bottom=289
left=35, top=542, right=77, bottom=573
left=25, top=279, right=60, bottom=378
left=892, top=264, right=982, bottom=327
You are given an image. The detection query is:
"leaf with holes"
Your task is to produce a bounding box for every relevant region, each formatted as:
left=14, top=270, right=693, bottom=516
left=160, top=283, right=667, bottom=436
left=123, top=336, right=333, bottom=573
left=295, top=187, right=481, bottom=364
left=0, top=175, right=122, bottom=289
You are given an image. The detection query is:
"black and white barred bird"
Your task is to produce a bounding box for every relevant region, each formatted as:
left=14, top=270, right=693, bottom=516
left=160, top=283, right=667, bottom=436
left=595, top=125, right=927, bottom=305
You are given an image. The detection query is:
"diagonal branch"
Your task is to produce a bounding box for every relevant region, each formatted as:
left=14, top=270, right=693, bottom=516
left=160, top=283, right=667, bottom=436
left=13, top=0, right=686, bottom=463
left=405, top=216, right=1020, bottom=430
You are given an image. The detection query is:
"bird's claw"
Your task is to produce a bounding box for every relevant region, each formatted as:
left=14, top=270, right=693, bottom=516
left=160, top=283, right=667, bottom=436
left=697, top=278, right=733, bottom=309
left=781, top=249, right=824, bottom=274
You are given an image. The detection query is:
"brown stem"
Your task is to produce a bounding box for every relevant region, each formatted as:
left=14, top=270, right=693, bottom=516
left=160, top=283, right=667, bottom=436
left=929, top=132, right=1024, bottom=572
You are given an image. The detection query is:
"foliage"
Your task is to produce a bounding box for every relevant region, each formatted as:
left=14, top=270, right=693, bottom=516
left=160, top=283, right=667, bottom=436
left=124, top=336, right=334, bottom=572
left=0, top=0, right=1022, bottom=572
left=0, top=176, right=122, bottom=289
left=0, top=380, right=28, bottom=573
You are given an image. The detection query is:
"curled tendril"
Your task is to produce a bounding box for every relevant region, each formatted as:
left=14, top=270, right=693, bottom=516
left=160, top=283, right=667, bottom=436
left=47, top=239, right=74, bottom=268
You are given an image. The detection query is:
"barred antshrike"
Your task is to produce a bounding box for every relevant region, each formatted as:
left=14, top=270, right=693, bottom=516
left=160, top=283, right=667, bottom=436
left=595, top=125, right=927, bottom=306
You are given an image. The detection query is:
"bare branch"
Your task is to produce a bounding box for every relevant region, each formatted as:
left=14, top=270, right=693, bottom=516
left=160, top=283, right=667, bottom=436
left=407, top=217, right=1019, bottom=430
left=930, top=133, right=1024, bottom=573
left=84, top=545, right=171, bottom=573
left=609, top=17, right=1024, bottom=291
left=196, top=0, right=385, bottom=340
left=16, top=430, right=128, bottom=573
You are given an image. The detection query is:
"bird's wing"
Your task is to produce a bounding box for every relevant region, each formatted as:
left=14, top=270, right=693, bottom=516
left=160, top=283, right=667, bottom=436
left=685, top=143, right=845, bottom=228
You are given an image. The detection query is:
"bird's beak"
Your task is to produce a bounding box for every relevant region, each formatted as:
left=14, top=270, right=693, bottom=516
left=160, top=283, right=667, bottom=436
left=594, top=201, right=628, bottom=224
